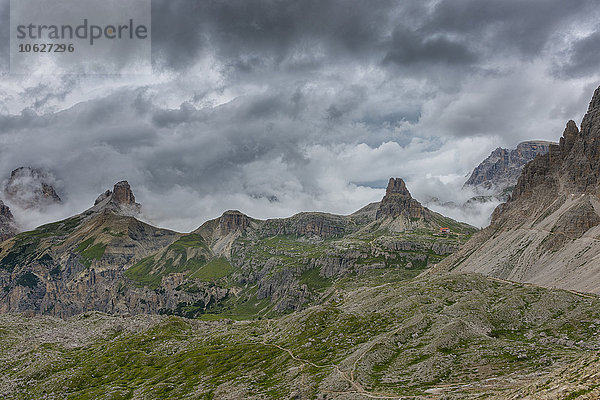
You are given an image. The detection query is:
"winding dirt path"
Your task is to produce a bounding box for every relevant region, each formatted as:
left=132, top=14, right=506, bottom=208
left=253, top=320, right=430, bottom=399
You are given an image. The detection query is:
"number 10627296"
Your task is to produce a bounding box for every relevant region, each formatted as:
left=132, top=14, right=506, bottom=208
left=18, top=43, right=74, bottom=53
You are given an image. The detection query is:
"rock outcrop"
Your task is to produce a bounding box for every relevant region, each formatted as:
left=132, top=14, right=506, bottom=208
left=376, top=178, right=428, bottom=220
left=94, top=190, right=112, bottom=205
left=93, top=181, right=141, bottom=215
left=262, top=212, right=351, bottom=239
left=437, top=85, right=600, bottom=295
left=464, top=140, right=554, bottom=198
left=112, top=181, right=137, bottom=205
left=0, top=200, right=17, bottom=241
left=219, top=210, right=251, bottom=234
left=4, top=167, right=61, bottom=208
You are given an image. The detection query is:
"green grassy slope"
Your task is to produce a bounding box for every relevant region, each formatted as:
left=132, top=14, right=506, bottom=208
left=125, top=234, right=218, bottom=289
left=1, top=273, right=599, bottom=399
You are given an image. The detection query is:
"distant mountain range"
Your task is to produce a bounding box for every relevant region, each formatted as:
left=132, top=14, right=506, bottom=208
left=0, top=141, right=552, bottom=245
left=0, top=177, right=475, bottom=317
left=424, top=141, right=554, bottom=228
left=464, top=140, right=554, bottom=199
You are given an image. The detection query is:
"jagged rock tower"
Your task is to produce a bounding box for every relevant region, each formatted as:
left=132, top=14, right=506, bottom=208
left=376, top=178, right=427, bottom=220
left=438, top=85, right=600, bottom=294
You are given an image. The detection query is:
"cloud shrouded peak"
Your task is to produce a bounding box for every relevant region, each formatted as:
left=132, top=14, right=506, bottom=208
left=4, top=167, right=61, bottom=209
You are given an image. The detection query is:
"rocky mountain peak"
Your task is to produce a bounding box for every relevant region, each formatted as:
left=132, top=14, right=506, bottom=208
left=385, top=178, right=411, bottom=196
left=558, top=120, right=580, bottom=154
left=4, top=167, right=61, bottom=209
left=587, top=85, right=600, bottom=113
left=376, top=178, right=426, bottom=220
left=579, top=86, right=600, bottom=148
left=463, top=141, right=553, bottom=196
left=94, top=190, right=112, bottom=205
left=219, top=210, right=251, bottom=234
left=112, top=181, right=136, bottom=205
left=509, top=87, right=600, bottom=204
left=93, top=181, right=141, bottom=214
left=439, top=85, right=600, bottom=296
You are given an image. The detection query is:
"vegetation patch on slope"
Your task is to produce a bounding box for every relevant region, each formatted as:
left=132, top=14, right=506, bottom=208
left=16, top=271, right=40, bottom=288
left=187, top=257, right=234, bottom=281
left=75, top=237, right=106, bottom=268
left=125, top=256, right=158, bottom=288
left=125, top=234, right=216, bottom=289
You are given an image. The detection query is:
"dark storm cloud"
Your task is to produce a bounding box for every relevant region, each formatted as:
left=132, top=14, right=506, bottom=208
left=2, top=0, right=600, bottom=231
left=148, top=0, right=600, bottom=76
left=150, top=0, right=397, bottom=71
left=422, top=0, right=597, bottom=56
left=152, top=89, right=308, bottom=129
left=0, top=88, right=309, bottom=193
left=554, top=29, right=600, bottom=78
left=151, top=0, right=208, bottom=69
left=383, top=26, right=477, bottom=66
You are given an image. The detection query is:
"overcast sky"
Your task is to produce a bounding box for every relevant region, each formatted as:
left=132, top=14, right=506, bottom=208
left=1, top=0, right=599, bottom=231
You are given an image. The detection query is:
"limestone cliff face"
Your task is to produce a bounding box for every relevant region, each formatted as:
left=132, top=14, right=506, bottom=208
left=0, top=201, right=17, bottom=242
left=437, top=86, right=600, bottom=295
left=112, top=181, right=137, bottom=205
left=262, top=212, right=351, bottom=239
left=376, top=178, right=427, bottom=220
left=464, top=140, right=554, bottom=197
left=219, top=210, right=251, bottom=234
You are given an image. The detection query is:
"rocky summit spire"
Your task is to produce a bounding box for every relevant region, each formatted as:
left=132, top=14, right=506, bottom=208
left=376, top=178, right=427, bottom=220
left=558, top=120, right=580, bottom=154
left=93, top=180, right=141, bottom=214
left=112, top=181, right=136, bottom=205
left=578, top=85, right=600, bottom=164
left=385, top=177, right=411, bottom=196
left=509, top=85, right=600, bottom=202
left=586, top=85, right=600, bottom=115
